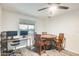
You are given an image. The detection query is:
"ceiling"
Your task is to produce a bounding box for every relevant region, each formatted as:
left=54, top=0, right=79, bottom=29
left=1, top=3, right=79, bottom=18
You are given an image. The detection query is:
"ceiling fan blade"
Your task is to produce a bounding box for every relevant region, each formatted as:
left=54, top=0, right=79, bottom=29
left=48, top=3, right=61, bottom=5
left=58, top=6, right=69, bottom=9
left=38, top=7, right=48, bottom=11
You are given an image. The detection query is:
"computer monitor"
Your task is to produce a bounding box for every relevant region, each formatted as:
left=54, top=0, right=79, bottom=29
left=20, top=31, right=28, bottom=38
left=6, top=31, right=17, bottom=39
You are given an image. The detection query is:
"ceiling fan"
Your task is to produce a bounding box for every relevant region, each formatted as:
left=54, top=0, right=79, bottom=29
left=38, top=3, right=69, bottom=11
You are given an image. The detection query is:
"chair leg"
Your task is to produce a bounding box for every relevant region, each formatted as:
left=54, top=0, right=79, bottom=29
left=58, top=44, right=62, bottom=52
left=43, top=45, right=46, bottom=53
left=39, top=46, right=41, bottom=55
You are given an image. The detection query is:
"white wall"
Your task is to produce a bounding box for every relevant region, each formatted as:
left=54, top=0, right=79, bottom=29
left=2, top=10, right=19, bottom=31
left=0, top=6, right=2, bottom=41
left=0, top=6, right=2, bottom=33
left=35, top=18, right=47, bottom=34
left=45, top=10, right=79, bottom=54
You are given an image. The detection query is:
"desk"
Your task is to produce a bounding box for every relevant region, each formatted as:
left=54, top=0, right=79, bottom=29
left=8, top=37, right=28, bottom=42
left=4, top=37, right=28, bottom=53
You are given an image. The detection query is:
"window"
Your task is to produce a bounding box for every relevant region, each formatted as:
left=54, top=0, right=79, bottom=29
left=19, top=24, right=28, bottom=30
left=19, top=24, right=35, bottom=34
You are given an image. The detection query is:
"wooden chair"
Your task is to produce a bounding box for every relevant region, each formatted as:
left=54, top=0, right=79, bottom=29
left=34, top=34, right=46, bottom=55
left=55, top=33, right=64, bottom=52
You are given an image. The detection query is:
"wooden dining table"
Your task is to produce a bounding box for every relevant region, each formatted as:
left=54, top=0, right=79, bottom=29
left=40, top=34, right=57, bottom=49
left=40, top=34, right=57, bottom=41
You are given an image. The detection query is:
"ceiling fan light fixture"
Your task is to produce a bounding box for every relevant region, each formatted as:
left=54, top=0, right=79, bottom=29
left=48, top=5, right=58, bottom=12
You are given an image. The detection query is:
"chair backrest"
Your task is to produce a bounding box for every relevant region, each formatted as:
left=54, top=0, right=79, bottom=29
left=34, top=34, right=41, bottom=40
left=34, top=34, right=41, bottom=44
left=34, top=34, right=42, bottom=46
left=42, top=32, right=47, bottom=35
left=58, top=33, right=64, bottom=43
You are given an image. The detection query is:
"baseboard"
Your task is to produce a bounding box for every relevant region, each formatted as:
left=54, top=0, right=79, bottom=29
left=64, top=49, right=79, bottom=55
